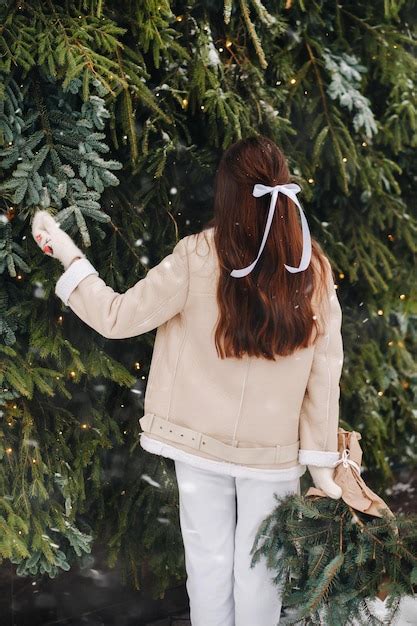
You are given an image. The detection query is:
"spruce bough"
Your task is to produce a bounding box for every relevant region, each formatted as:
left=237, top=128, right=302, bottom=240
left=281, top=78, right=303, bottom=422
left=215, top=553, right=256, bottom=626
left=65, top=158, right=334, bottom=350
left=251, top=493, right=417, bottom=625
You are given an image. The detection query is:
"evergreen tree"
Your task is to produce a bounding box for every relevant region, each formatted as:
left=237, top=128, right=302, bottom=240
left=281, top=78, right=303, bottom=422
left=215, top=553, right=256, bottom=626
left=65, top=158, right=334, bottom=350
left=0, top=0, right=416, bottom=598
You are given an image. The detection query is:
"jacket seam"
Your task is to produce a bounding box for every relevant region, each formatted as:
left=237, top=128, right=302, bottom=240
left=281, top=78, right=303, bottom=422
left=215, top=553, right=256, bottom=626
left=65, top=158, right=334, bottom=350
left=125, top=281, right=188, bottom=335
left=146, top=325, right=167, bottom=392
left=181, top=237, right=191, bottom=310
left=232, top=359, right=251, bottom=444
left=166, top=308, right=188, bottom=421
left=321, top=329, right=332, bottom=450
left=164, top=238, right=190, bottom=420
left=124, top=237, right=190, bottom=334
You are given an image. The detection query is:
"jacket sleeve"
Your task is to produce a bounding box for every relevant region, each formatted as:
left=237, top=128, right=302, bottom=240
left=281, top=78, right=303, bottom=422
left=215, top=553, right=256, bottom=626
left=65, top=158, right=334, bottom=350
left=54, top=236, right=189, bottom=339
left=298, top=257, right=344, bottom=467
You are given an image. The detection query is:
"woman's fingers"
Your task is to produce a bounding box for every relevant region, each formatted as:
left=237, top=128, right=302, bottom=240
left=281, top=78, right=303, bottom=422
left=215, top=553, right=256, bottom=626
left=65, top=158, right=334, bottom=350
left=41, top=211, right=60, bottom=230
left=32, top=210, right=59, bottom=256
left=32, top=211, right=45, bottom=235
left=33, top=227, right=54, bottom=256
left=32, top=209, right=59, bottom=234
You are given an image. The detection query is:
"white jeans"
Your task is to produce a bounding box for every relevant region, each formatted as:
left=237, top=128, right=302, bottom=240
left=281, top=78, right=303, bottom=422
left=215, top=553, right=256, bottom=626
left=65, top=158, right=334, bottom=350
left=174, top=459, right=301, bottom=626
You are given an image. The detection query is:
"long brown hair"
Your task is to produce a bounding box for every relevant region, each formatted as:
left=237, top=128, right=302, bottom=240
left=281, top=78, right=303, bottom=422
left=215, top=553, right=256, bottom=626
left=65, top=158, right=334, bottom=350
left=197, top=134, right=332, bottom=360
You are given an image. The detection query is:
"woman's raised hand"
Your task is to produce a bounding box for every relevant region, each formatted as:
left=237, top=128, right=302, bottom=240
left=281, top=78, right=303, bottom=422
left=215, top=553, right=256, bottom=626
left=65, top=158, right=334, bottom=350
left=32, top=210, right=85, bottom=270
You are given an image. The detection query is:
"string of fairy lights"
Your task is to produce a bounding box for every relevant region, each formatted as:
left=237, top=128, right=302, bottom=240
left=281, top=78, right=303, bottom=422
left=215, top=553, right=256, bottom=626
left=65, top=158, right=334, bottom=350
left=1, top=349, right=147, bottom=456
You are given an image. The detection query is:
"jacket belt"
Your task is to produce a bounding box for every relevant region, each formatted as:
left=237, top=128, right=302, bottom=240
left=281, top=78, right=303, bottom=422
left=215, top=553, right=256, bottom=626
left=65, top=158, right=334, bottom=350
left=139, top=412, right=300, bottom=465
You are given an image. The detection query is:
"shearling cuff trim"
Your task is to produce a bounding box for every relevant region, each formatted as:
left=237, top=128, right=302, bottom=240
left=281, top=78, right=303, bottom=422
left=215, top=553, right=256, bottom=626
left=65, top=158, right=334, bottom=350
left=298, top=449, right=340, bottom=467
left=55, top=258, right=99, bottom=306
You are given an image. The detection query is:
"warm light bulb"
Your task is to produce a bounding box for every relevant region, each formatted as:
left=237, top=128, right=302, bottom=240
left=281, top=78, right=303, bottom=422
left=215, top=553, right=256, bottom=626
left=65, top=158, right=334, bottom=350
left=377, top=309, right=383, bottom=315
left=399, top=294, right=406, bottom=300
left=290, top=78, right=296, bottom=84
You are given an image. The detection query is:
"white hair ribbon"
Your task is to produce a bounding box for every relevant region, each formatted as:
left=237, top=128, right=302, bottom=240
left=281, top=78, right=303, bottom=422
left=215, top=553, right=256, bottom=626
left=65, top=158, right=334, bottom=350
left=334, top=448, right=361, bottom=474
left=230, top=182, right=312, bottom=278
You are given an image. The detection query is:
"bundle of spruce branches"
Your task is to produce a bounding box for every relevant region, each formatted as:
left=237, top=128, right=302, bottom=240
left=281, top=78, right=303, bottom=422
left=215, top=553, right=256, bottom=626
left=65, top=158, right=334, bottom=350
left=250, top=492, right=417, bottom=626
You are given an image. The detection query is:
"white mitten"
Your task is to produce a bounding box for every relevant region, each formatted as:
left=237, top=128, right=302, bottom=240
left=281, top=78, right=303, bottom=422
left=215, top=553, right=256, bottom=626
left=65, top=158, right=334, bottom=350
left=32, top=210, right=85, bottom=270
left=308, top=465, right=342, bottom=499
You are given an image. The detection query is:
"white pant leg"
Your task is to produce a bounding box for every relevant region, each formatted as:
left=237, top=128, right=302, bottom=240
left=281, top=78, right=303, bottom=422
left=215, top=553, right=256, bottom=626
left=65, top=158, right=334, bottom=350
left=234, top=475, right=301, bottom=626
left=174, top=460, right=236, bottom=626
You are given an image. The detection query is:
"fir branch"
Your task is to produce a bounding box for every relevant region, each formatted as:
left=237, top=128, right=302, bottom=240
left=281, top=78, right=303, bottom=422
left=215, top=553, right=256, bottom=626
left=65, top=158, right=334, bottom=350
left=115, top=45, right=138, bottom=165
left=239, top=0, right=268, bottom=69
left=305, top=40, right=349, bottom=194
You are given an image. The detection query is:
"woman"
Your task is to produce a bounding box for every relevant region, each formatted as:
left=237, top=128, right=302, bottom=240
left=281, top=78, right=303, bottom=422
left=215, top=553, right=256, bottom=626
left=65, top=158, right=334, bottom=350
left=32, top=134, right=344, bottom=626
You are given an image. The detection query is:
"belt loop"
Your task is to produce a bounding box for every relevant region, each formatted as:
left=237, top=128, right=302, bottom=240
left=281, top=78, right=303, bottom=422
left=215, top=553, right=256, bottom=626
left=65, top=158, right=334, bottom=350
left=148, top=413, right=155, bottom=430
left=274, top=444, right=281, bottom=464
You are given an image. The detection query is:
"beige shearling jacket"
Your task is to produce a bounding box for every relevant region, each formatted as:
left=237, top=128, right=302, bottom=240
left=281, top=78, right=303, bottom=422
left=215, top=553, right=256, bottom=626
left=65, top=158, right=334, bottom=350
left=55, top=226, right=344, bottom=482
